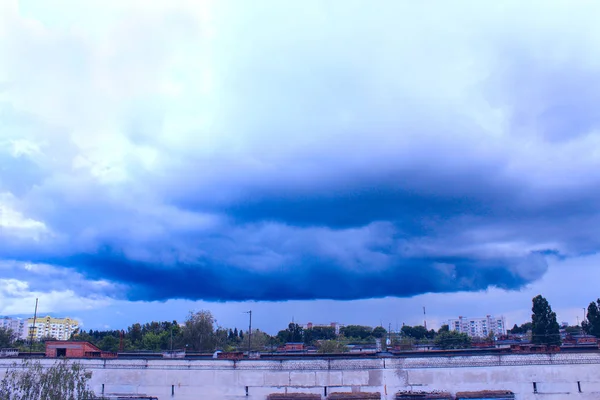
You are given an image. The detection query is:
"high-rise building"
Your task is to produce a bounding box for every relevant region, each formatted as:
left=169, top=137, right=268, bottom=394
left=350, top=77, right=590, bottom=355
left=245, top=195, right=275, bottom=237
left=27, top=316, right=80, bottom=341
left=447, top=315, right=506, bottom=338
left=0, top=317, right=28, bottom=340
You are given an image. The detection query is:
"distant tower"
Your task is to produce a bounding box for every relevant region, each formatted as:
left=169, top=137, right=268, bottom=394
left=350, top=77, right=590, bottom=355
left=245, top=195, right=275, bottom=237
left=423, top=307, right=427, bottom=330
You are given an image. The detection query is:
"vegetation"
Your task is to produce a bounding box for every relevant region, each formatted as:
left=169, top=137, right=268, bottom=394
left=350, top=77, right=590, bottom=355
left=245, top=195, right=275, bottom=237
left=0, top=360, right=95, bottom=400
left=0, top=328, right=16, bottom=348
left=317, top=340, right=348, bottom=353
left=434, top=330, right=471, bottom=349
left=531, top=294, right=561, bottom=345
left=508, top=322, right=532, bottom=335
left=583, top=299, right=600, bottom=337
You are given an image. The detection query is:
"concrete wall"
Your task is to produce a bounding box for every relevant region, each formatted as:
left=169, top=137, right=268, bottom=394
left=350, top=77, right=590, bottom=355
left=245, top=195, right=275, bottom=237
left=1, top=353, right=600, bottom=400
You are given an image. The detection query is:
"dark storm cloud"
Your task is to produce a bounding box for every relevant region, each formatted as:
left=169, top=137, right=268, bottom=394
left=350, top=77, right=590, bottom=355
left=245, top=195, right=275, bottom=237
left=52, top=247, right=547, bottom=302
left=2, top=0, right=600, bottom=305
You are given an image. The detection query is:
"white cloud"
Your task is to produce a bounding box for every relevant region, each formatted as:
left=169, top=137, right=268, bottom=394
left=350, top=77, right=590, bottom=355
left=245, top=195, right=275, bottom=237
left=0, top=278, right=112, bottom=315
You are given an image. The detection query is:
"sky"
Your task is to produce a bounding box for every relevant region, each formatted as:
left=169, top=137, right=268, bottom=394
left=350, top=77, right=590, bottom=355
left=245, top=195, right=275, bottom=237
left=1, top=0, right=599, bottom=334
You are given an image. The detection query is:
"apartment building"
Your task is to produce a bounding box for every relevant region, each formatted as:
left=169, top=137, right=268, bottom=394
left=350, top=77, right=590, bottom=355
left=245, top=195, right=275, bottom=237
left=447, top=315, right=506, bottom=338
left=0, top=317, right=28, bottom=340
left=27, top=316, right=80, bottom=341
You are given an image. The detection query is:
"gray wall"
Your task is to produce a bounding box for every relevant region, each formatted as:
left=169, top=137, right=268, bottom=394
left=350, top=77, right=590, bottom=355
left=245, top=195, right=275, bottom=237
left=2, top=353, right=600, bottom=399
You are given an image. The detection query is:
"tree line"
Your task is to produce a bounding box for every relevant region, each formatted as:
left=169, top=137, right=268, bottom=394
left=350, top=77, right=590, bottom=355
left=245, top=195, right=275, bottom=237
left=3, top=294, right=600, bottom=353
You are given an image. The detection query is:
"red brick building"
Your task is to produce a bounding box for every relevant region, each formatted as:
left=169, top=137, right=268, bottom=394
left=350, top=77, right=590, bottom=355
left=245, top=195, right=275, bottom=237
left=283, top=342, right=304, bottom=352
left=45, top=341, right=117, bottom=358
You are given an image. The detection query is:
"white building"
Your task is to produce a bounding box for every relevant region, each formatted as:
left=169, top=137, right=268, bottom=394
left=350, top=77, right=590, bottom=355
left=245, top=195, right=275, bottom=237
left=27, top=316, right=80, bottom=341
left=0, top=317, right=28, bottom=340
left=302, top=322, right=344, bottom=335
left=447, top=315, right=506, bottom=338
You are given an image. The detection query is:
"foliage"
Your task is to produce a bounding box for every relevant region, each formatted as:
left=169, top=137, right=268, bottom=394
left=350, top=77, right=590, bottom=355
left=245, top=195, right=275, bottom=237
left=0, top=328, right=16, bottom=348
left=303, top=326, right=336, bottom=344
left=531, top=295, right=561, bottom=345
left=434, top=331, right=471, bottom=349
left=508, top=322, right=532, bottom=335
left=401, top=325, right=435, bottom=340
left=565, top=325, right=582, bottom=335
left=583, top=299, right=600, bottom=337
left=371, top=326, right=387, bottom=339
left=340, top=325, right=372, bottom=340
left=277, top=323, right=304, bottom=343
left=182, top=310, right=216, bottom=352
left=317, top=340, right=349, bottom=354
left=0, top=360, right=96, bottom=400
left=438, top=325, right=449, bottom=334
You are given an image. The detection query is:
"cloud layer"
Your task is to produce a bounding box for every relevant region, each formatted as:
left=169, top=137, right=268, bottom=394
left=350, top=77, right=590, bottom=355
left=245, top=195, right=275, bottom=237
left=2, top=0, right=600, bottom=305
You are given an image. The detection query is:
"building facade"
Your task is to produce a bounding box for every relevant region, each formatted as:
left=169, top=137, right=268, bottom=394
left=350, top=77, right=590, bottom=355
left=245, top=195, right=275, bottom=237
left=302, top=322, right=343, bottom=335
left=28, top=316, right=79, bottom=341
left=0, top=317, right=28, bottom=340
left=447, top=315, right=506, bottom=338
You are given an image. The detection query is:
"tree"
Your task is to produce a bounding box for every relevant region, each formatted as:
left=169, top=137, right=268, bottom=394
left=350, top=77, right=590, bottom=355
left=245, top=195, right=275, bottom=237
left=372, top=327, right=387, bottom=339
left=317, top=340, right=349, bottom=354
left=531, top=295, right=561, bottom=345
left=438, top=325, right=449, bottom=334
left=340, top=325, right=372, bottom=340
left=401, top=325, right=432, bottom=340
left=0, top=360, right=96, bottom=400
left=508, top=322, right=532, bottom=335
left=583, top=299, right=600, bottom=337
left=434, top=331, right=471, bottom=349
left=0, top=328, right=16, bottom=348
left=277, top=323, right=303, bottom=343
left=181, top=310, right=216, bottom=352
left=303, top=326, right=336, bottom=344
left=97, top=335, right=120, bottom=352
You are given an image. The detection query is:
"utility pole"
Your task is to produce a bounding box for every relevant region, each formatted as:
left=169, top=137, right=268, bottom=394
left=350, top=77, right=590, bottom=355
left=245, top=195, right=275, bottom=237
left=244, top=310, right=252, bottom=355
left=29, top=298, right=38, bottom=355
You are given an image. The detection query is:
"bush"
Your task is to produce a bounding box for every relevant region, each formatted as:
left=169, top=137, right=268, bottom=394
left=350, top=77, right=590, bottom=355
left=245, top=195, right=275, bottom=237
left=0, top=360, right=97, bottom=400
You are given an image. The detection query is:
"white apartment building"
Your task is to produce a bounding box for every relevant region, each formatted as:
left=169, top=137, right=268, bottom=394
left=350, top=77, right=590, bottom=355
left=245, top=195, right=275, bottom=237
left=0, top=317, right=28, bottom=340
left=447, top=315, right=506, bottom=338
left=27, top=316, right=79, bottom=341
left=302, top=322, right=344, bottom=335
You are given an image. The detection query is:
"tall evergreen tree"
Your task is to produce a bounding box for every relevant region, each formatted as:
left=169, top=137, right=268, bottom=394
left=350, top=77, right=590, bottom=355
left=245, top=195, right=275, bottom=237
left=531, top=295, right=561, bottom=345
left=583, top=299, right=600, bottom=337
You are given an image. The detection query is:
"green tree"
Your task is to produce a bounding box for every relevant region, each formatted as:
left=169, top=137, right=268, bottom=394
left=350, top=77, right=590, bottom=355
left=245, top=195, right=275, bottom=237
left=0, top=328, right=16, bottom=348
left=531, top=295, right=561, bottom=345
left=182, top=310, right=216, bottom=352
left=0, top=360, right=96, bottom=400
left=317, top=340, right=349, bottom=354
left=434, top=331, right=471, bottom=349
left=401, top=325, right=432, bottom=340
left=340, top=325, right=372, bottom=340
left=141, top=332, right=164, bottom=351
left=438, top=324, right=449, bottom=334
left=97, top=335, right=120, bottom=352
left=583, top=299, right=600, bottom=337
left=303, top=326, right=336, bottom=344
left=278, top=323, right=303, bottom=343
left=372, top=327, right=387, bottom=339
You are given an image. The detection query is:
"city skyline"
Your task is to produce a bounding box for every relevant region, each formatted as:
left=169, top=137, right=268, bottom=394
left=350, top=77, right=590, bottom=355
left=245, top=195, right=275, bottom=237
left=2, top=1, right=600, bottom=333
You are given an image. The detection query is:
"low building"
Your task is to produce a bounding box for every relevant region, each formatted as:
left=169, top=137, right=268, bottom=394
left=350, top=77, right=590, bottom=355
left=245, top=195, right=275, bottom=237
left=283, top=342, right=304, bottom=352
left=28, top=316, right=79, bottom=341
left=447, top=315, right=506, bottom=338
left=45, top=341, right=117, bottom=358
